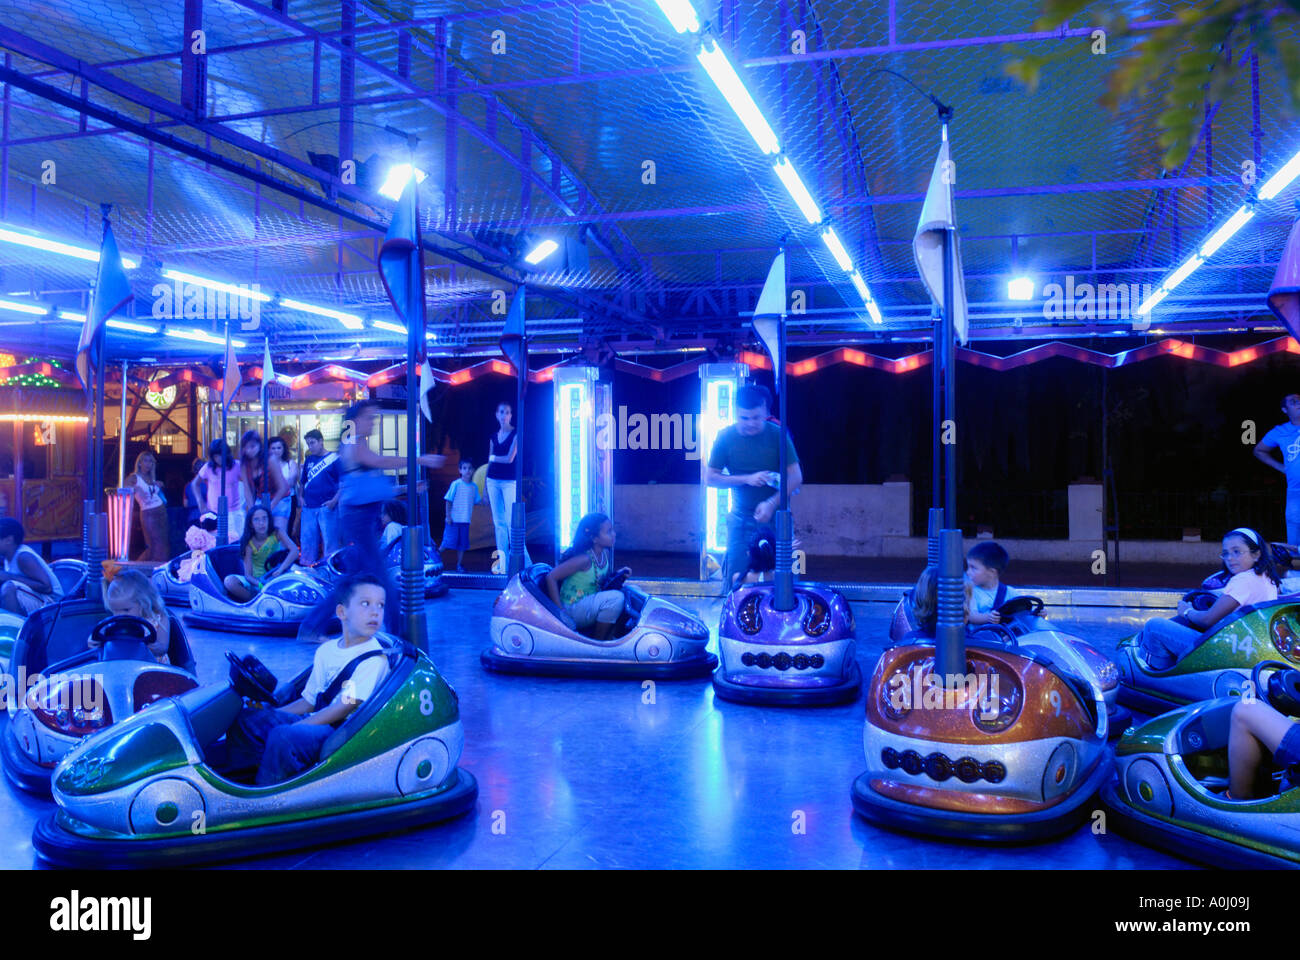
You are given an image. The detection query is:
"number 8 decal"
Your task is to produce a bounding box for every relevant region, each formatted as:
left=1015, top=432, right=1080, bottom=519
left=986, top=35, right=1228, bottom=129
left=419, top=688, right=434, bottom=716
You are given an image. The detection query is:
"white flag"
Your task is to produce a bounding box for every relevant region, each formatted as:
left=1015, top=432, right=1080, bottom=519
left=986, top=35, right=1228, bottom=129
left=913, top=132, right=969, bottom=344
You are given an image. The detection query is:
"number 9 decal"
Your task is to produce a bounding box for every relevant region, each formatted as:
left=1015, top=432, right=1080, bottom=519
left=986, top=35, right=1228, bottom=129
left=1049, top=690, right=1062, bottom=716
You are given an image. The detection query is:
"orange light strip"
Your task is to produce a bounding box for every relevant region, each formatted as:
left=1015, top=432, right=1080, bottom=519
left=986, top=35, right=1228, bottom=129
left=0, top=414, right=87, bottom=422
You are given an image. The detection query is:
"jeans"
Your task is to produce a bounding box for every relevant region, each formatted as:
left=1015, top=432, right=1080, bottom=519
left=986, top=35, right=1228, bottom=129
left=1287, top=496, right=1300, bottom=546
left=486, top=477, right=529, bottom=572
left=299, top=504, right=340, bottom=564
left=224, top=707, right=334, bottom=786
left=1138, top=617, right=1205, bottom=670
left=724, top=509, right=760, bottom=593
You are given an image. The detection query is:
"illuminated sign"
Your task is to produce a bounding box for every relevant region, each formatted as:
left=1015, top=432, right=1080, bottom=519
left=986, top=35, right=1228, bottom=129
left=698, top=363, right=749, bottom=576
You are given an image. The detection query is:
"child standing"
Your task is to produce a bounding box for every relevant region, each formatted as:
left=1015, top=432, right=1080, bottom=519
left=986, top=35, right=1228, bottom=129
left=441, top=460, right=481, bottom=572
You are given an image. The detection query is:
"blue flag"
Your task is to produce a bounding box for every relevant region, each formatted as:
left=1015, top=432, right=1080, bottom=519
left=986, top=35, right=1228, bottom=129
left=499, top=286, right=526, bottom=374
left=377, top=175, right=423, bottom=339
left=76, top=221, right=134, bottom=389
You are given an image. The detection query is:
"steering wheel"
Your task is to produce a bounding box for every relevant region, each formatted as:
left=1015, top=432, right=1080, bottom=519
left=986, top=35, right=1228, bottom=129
left=225, top=651, right=279, bottom=703
left=968, top=622, right=1019, bottom=648
left=1251, top=660, right=1300, bottom=717
left=996, top=595, right=1044, bottom=619
left=1181, top=588, right=1220, bottom=612
left=600, top=568, right=631, bottom=593
left=91, top=615, right=158, bottom=661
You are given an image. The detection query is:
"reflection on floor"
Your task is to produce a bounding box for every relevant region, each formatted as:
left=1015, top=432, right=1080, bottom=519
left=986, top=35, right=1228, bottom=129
left=2, top=593, right=1194, bottom=870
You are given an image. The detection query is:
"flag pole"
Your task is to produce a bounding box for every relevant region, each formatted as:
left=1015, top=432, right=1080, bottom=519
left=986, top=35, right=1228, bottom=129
left=262, top=337, right=270, bottom=510
left=509, top=293, right=527, bottom=579
left=217, top=322, right=230, bottom=544
left=933, top=113, right=964, bottom=684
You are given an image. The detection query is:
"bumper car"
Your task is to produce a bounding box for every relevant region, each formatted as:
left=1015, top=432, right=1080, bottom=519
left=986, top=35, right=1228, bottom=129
left=852, top=624, right=1112, bottom=841
left=482, top=563, right=716, bottom=678
left=50, top=560, right=89, bottom=601
left=891, top=592, right=1130, bottom=737
left=1115, top=597, right=1300, bottom=714
left=712, top=581, right=861, bottom=706
left=33, top=636, right=477, bottom=868
left=310, top=541, right=447, bottom=599
left=4, top=610, right=197, bottom=796
left=1103, top=660, right=1300, bottom=868
left=0, top=563, right=89, bottom=667
left=184, top=544, right=329, bottom=635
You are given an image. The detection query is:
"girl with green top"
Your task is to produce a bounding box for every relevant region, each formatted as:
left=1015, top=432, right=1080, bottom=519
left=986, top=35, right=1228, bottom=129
left=545, top=513, right=632, bottom=640
left=225, top=504, right=299, bottom=602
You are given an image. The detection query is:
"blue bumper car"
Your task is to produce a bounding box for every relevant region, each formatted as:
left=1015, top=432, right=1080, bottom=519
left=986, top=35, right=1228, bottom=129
left=712, top=582, right=861, bottom=706
left=32, top=637, right=476, bottom=867
left=3, top=606, right=197, bottom=796
left=184, top=544, right=329, bottom=635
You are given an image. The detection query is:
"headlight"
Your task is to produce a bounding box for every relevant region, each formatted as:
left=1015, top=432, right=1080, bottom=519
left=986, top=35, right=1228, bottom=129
left=879, top=666, right=915, bottom=721
left=970, top=659, right=1022, bottom=733
left=1273, top=618, right=1300, bottom=665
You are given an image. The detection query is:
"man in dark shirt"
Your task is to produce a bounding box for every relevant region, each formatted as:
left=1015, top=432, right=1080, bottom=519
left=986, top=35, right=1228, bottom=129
left=299, top=429, right=341, bottom=564
left=706, top=384, right=802, bottom=591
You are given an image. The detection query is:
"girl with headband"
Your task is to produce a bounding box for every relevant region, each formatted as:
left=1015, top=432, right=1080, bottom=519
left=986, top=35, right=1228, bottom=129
left=1138, top=527, right=1282, bottom=670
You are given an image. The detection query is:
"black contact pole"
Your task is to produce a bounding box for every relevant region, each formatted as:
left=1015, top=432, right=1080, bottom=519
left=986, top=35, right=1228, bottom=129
left=928, top=311, right=942, bottom=566
left=773, top=249, right=795, bottom=612
left=82, top=346, right=94, bottom=559
left=935, top=216, right=964, bottom=682
left=401, top=206, right=428, bottom=653
left=85, top=321, right=108, bottom=602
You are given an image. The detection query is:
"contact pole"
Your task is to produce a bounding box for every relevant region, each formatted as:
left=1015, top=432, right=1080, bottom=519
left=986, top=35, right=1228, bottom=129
left=935, top=219, right=964, bottom=682
left=773, top=248, right=795, bottom=613
left=85, top=323, right=108, bottom=602
left=401, top=192, right=428, bottom=652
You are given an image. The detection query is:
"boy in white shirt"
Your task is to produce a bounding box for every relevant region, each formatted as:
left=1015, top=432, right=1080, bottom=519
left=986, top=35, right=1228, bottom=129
left=226, top=574, right=390, bottom=785
left=441, top=459, right=482, bottom=572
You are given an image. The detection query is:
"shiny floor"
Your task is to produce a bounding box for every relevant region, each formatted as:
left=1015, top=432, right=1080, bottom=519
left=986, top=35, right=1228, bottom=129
left=3, top=592, right=1194, bottom=870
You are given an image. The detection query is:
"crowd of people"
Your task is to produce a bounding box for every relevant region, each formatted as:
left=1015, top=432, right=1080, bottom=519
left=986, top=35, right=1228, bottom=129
left=114, top=398, right=530, bottom=599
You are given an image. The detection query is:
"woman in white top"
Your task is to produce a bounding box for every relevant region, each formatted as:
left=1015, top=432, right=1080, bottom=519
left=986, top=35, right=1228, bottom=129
left=1139, top=527, right=1282, bottom=670
left=267, top=436, right=298, bottom=535
left=128, top=450, right=170, bottom=562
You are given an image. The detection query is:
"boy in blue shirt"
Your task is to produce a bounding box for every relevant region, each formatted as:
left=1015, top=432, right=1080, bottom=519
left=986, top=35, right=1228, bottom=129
left=442, top=459, right=482, bottom=572
left=965, top=541, right=1019, bottom=626
left=299, top=429, right=341, bottom=564
left=1255, top=392, right=1300, bottom=544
